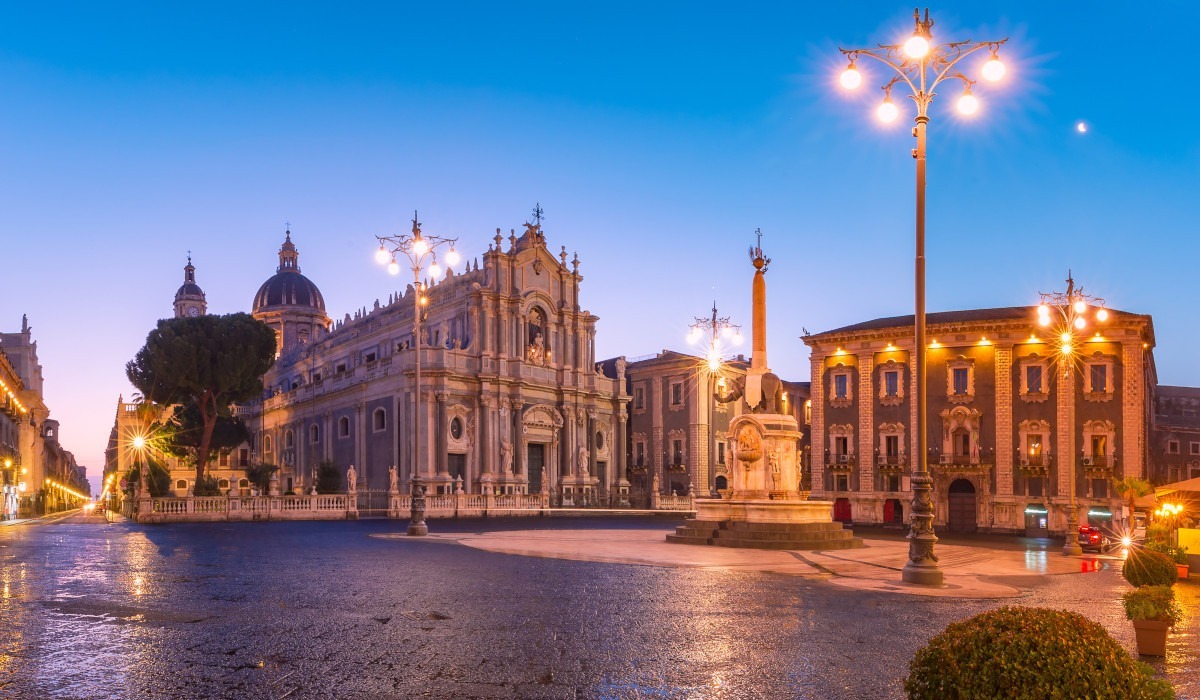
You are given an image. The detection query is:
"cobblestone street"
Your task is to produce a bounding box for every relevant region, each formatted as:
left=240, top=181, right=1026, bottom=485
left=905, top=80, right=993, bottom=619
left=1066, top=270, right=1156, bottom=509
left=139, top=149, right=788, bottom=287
left=1, top=515, right=1195, bottom=699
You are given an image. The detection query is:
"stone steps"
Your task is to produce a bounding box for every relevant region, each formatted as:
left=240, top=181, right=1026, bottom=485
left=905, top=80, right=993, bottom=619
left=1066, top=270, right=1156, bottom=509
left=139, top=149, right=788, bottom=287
left=667, top=518, right=865, bottom=550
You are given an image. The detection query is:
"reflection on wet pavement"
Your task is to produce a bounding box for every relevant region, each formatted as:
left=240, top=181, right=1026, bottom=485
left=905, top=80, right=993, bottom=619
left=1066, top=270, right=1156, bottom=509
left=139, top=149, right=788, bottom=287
left=0, top=516, right=1194, bottom=699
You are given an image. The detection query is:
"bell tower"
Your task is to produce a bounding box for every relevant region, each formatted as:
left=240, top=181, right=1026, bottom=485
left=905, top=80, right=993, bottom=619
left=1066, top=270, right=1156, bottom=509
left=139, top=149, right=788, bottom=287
left=173, top=254, right=207, bottom=319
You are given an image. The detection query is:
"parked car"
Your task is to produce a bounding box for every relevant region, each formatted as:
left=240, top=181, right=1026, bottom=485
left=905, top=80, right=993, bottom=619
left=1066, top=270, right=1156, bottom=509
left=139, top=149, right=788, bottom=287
left=1078, top=525, right=1115, bottom=552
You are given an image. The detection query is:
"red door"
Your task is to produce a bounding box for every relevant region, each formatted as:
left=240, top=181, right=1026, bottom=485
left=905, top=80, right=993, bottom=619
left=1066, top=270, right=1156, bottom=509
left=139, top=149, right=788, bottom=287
left=833, top=498, right=852, bottom=522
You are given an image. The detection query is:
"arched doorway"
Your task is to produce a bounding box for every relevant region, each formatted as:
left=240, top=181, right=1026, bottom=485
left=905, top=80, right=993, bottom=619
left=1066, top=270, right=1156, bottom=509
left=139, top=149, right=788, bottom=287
left=833, top=497, right=852, bottom=523
left=883, top=498, right=904, bottom=525
left=947, top=479, right=977, bottom=533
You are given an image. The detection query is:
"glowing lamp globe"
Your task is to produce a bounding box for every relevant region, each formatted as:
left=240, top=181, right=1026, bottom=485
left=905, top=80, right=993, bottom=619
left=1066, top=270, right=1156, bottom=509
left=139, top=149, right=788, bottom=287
left=903, top=35, right=930, bottom=59
left=877, top=100, right=899, bottom=123
left=957, top=93, right=979, bottom=115
left=445, top=248, right=460, bottom=266
left=387, top=260, right=400, bottom=275
left=733, top=333, right=744, bottom=346
left=1073, top=300, right=1087, bottom=314
left=428, top=262, right=441, bottom=278
left=413, top=238, right=429, bottom=255
left=375, top=245, right=391, bottom=265
left=132, top=436, right=146, bottom=450
left=1074, top=316, right=1086, bottom=330
left=1096, top=308, right=1109, bottom=322
left=1038, top=315, right=1051, bottom=327
left=981, top=57, right=1006, bottom=82
left=840, top=65, right=862, bottom=89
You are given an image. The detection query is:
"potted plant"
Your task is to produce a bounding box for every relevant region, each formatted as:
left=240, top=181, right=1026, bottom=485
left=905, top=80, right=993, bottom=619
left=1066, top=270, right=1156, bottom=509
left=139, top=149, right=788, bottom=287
left=1122, top=585, right=1182, bottom=656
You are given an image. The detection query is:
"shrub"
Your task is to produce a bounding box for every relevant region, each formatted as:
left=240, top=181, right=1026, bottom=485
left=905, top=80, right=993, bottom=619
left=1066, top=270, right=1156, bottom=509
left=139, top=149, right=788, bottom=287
left=905, top=606, right=1174, bottom=700
left=1124, top=547, right=1179, bottom=588
left=1123, top=585, right=1183, bottom=625
left=316, top=460, right=342, bottom=494
left=192, top=475, right=221, bottom=497
left=244, top=463, right=279, bottom=493
left=1146, top=541, right=1188, bottom=565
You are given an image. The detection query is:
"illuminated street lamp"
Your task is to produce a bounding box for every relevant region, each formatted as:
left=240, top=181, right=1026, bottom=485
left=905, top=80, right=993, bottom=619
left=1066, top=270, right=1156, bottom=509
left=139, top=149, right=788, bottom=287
left=688, top=303, right=743, bottom=494
left=836, top=8, right=1008, bottom=586
left=374, top=212, right=459, bottom=534
left=1037, top=276, right=1108, bottom=555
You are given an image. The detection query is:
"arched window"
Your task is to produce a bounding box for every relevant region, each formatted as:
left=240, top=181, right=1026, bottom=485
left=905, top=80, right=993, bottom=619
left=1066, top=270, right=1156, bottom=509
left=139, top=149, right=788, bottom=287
left=310, top=425, right=320, bottom=444
left=238, top=479, right=249, bottom=489
left=176, top=480, right=188, bottom=490
left=218, top=479, right=230, bottom=489
left=264, top=434, right=273, bottom=453
left=373, top=408, right=387, bottom=431
left=285, top=430, right=294, bottom=448
left=338, top=416, right=351, bottom=438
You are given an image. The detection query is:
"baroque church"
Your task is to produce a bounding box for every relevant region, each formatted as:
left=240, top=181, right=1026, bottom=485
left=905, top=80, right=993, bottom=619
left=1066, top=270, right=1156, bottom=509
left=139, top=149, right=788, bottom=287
left=126, top=219, right=630, bottom=502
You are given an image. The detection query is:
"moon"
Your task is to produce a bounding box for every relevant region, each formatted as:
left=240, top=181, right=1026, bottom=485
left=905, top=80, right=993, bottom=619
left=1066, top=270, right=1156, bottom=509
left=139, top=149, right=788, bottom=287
left=1076, top=122, right=1088, bottom=133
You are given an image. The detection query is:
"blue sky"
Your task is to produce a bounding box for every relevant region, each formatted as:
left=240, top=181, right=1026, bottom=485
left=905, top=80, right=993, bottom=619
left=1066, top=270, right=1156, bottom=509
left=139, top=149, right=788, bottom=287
left=1, top=2, right=1197, bottom=490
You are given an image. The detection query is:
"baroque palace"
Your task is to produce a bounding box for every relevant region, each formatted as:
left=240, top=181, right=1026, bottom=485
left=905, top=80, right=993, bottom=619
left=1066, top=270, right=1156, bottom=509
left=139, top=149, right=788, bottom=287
left=112, top=219, right=630, bottom=504
left=803, top=306, right=1156, bottom=536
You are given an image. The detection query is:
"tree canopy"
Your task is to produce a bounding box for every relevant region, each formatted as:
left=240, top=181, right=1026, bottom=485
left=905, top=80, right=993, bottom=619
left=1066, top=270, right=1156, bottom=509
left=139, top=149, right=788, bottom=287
left=126, top=313, right=276, bottom=483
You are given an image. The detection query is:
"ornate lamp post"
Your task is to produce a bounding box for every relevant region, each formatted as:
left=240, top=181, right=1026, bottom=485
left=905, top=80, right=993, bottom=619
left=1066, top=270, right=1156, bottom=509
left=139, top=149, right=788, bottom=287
left=374, top=212, right=459, bottom=534
left=836, top=9, right=1008, bottom=585
left=687, top=302, right=743, bottom=495
left=1036, top=274, right=1108, bottom=555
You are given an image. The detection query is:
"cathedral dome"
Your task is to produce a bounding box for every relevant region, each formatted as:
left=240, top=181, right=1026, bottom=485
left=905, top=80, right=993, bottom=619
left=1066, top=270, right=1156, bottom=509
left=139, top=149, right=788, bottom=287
left=252, top=231, right=326, bottom=314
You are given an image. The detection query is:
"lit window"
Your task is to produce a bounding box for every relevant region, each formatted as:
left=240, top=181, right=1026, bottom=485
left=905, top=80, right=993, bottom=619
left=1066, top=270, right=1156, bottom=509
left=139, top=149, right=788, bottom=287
left=952, top=368, right=969, bottom=395
left=884, top=371, right=898, bottom=397
left=1026, top=366, right=1042, bottom=394
left=1089, top=364, right=1107, bottom=393
left=834, top=374, right=847, bottom=399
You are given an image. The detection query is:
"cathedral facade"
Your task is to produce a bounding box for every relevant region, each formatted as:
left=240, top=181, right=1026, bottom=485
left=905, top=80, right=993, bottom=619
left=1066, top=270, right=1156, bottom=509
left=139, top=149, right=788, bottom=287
left=249, top=221, right=629, bottom=499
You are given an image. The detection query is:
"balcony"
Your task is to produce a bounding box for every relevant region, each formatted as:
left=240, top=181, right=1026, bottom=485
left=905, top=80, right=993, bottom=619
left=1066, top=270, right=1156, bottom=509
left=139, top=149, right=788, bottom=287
left=827, top=454, right=856, bottom=471
left=1083, top=455, right=1115, bottom=477
left=876, top=454, right=907, bottom=471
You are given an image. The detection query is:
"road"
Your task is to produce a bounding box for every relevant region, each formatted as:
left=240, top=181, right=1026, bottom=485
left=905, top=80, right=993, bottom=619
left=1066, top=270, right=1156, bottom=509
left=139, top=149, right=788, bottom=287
left=1, top=513, right=1195, bottom=699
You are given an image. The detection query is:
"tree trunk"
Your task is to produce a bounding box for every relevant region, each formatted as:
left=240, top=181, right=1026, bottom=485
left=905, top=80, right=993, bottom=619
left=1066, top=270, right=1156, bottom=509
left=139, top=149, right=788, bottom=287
left=194, top=390, right=219, bottom=486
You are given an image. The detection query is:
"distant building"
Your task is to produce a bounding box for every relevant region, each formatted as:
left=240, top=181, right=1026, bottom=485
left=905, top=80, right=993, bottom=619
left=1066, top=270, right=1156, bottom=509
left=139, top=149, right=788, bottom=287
left=803, top=306, right=1156, bottom=536
left=1152, top=385, right=1200, bottom=483
left=0, top=315, right=88, bottom=517
left=623, top=350, right=810, bottom=500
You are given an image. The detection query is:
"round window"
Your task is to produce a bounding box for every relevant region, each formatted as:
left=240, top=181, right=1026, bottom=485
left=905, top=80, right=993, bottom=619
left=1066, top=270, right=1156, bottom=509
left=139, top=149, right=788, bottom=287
left=595, top=430, right=605, bottom=449
left=450, top=417, right=463, bottom=440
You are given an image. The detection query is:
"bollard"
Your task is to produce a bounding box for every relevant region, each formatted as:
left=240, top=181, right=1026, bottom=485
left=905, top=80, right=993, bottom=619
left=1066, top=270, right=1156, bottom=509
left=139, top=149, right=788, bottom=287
left=407, top=477, right=428, bottom=536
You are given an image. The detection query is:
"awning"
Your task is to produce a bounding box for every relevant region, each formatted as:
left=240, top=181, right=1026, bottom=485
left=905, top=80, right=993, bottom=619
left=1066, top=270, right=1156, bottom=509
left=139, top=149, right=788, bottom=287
left=1024, top=504, right=1048, bottom=515
left=1087, top=507, right=1113, bottom=519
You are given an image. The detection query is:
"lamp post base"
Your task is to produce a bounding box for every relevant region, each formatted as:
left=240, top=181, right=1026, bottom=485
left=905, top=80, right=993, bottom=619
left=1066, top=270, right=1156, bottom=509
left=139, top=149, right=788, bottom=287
left=1062, top=504, right=1082, bottom=556
left=902, top=533, right=945, bottom=586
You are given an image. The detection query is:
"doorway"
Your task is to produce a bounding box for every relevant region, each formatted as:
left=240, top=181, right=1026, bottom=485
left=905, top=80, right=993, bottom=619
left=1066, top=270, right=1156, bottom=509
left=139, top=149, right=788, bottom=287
left=527, top=443, right=545, bottom=493
left=883, top=498, right=904, bottom=525
left=833, top=497, right=852, bottom=523
left=947, top=478, right=977, bottom=533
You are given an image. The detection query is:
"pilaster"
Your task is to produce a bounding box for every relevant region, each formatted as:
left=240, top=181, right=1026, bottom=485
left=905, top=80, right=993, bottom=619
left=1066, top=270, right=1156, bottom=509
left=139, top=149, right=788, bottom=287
left=995, top=347, right=1013, bottom=497
left=810, top=354, right=825, bottom=496
left=858, top=354, right=874, bottom=492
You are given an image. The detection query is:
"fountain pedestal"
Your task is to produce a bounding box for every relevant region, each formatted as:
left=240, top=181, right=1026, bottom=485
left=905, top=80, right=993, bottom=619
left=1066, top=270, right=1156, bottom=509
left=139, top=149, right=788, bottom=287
left=667, top=412, right=862, bottom=550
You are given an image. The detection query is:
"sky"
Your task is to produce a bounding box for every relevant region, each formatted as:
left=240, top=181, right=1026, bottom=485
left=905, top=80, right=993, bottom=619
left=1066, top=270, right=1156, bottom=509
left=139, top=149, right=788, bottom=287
left=1, top=2, right=1197, bottom=494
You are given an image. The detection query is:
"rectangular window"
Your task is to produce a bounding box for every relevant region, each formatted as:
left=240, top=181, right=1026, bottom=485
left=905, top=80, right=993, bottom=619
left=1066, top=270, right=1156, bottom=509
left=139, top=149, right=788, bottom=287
left=884, top=371, right=898, bottom=397
left=717, top=442, right=726, bottom=465
left=219, top=452, right=229, bottom=467
left=834, top=436, right=848, bottom=456
left=635, top=442, right=645, bottom=466
left=313, top=372, right=322, bottom=383
left=364, top=352, right=377, bottom=363
left=834, top=374, right=848, bottom=400
left=239, top=448, right=249, bottom=467
left=885, top=435, right=899, bottom=458
left=634, top=388, right=644, bottom=410
left=1191, top=442, right=1200, bottom=455
left=886, top=474, right=900, bottom=492
left=952, top=368, right=969, bottom=395
left=1028, top=478, right=1044, bottom=498
left=335, top=363, right=347, bottom=374
left=1026, top=365, right=1042, bottom=393
left=1091, top=435, right=1107, bottom=458
left=1089, top=364, right=1107, bottom=393
left=1168, top=440, right=1180, bottom=455
left=835, top=474, right=849, bottom=492
left=672, top=439, right=683, bottom=465
left=671, top=383, right=683, bottom=406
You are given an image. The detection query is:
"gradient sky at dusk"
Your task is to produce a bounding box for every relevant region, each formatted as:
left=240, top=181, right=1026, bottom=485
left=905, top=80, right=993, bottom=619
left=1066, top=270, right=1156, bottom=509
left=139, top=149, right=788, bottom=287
left=2, top=2, right=1197, bottom=493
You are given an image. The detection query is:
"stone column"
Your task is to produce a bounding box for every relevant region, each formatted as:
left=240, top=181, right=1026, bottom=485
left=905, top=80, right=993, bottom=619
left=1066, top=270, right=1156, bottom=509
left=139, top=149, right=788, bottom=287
left=995, top=347, right=1013, bottom=497
left=354, top=401, right=366, bottom=480
left=810, top=354, right=826, bottom=496
left=1056, top=365, right=1073, bottom=501
left=1121, top=343, right=1142, bottom=480
left=436, top=393, right=448, bottom=477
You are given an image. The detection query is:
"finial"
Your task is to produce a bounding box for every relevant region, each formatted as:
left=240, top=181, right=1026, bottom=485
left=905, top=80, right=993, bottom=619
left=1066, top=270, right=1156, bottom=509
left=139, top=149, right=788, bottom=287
left=560, top=246, right=568, bottom=265
left=572, top=252, right=580, bottom=273
left=748, top=228, right=771, bottom=272
left=532, top=203, right=544, bottom=227
left=412, top=210, right=422, bottom=237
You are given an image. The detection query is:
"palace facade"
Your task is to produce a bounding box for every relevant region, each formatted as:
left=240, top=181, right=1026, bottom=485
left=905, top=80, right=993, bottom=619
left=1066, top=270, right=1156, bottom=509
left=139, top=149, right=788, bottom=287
left=803, top=307, right=1156, bottom=536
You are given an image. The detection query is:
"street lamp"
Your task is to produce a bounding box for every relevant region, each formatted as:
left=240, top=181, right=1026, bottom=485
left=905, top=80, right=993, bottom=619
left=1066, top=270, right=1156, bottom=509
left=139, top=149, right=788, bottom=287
left=1036, top=274, right=1108, bottom=555
left=687, top=302, right=743, bottom=494
left=836, top=8, right=1008, bottom=586
left=374, top=211, right=459, bottom=531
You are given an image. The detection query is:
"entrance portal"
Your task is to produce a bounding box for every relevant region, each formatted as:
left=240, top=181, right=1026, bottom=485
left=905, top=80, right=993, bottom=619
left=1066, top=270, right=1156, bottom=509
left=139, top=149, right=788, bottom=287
left=527, top=443, right=545, bottom=493
left=947, top=479, right=977, bottom=533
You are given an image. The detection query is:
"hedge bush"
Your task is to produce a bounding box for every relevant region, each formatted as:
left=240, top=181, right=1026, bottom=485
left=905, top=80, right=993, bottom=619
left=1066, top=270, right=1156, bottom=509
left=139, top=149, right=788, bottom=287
left=905, top=606, right=1173, bottom=700
left=1123, top=585, right=1183, bottom=625
left=1124, top=547, right=1179, bottom=588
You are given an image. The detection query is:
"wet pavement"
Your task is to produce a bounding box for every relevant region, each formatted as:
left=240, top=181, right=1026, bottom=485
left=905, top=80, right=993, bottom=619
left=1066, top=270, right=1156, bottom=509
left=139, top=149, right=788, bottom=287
left=1, top=514, right=1196, bottom=699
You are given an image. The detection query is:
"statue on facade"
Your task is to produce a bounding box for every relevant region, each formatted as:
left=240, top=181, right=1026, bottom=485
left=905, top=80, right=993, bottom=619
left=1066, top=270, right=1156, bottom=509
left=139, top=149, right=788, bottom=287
left=388, top=466, right=399, bottom=494
left=501, top=439, right=514, bottom=474
left=652, top=473, right=661, bottom=494
left=346, top=464, right=357, bottom=494
left=577, top=446, right=589, bottom=477
left=527, top=332, right=546, bottom=365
